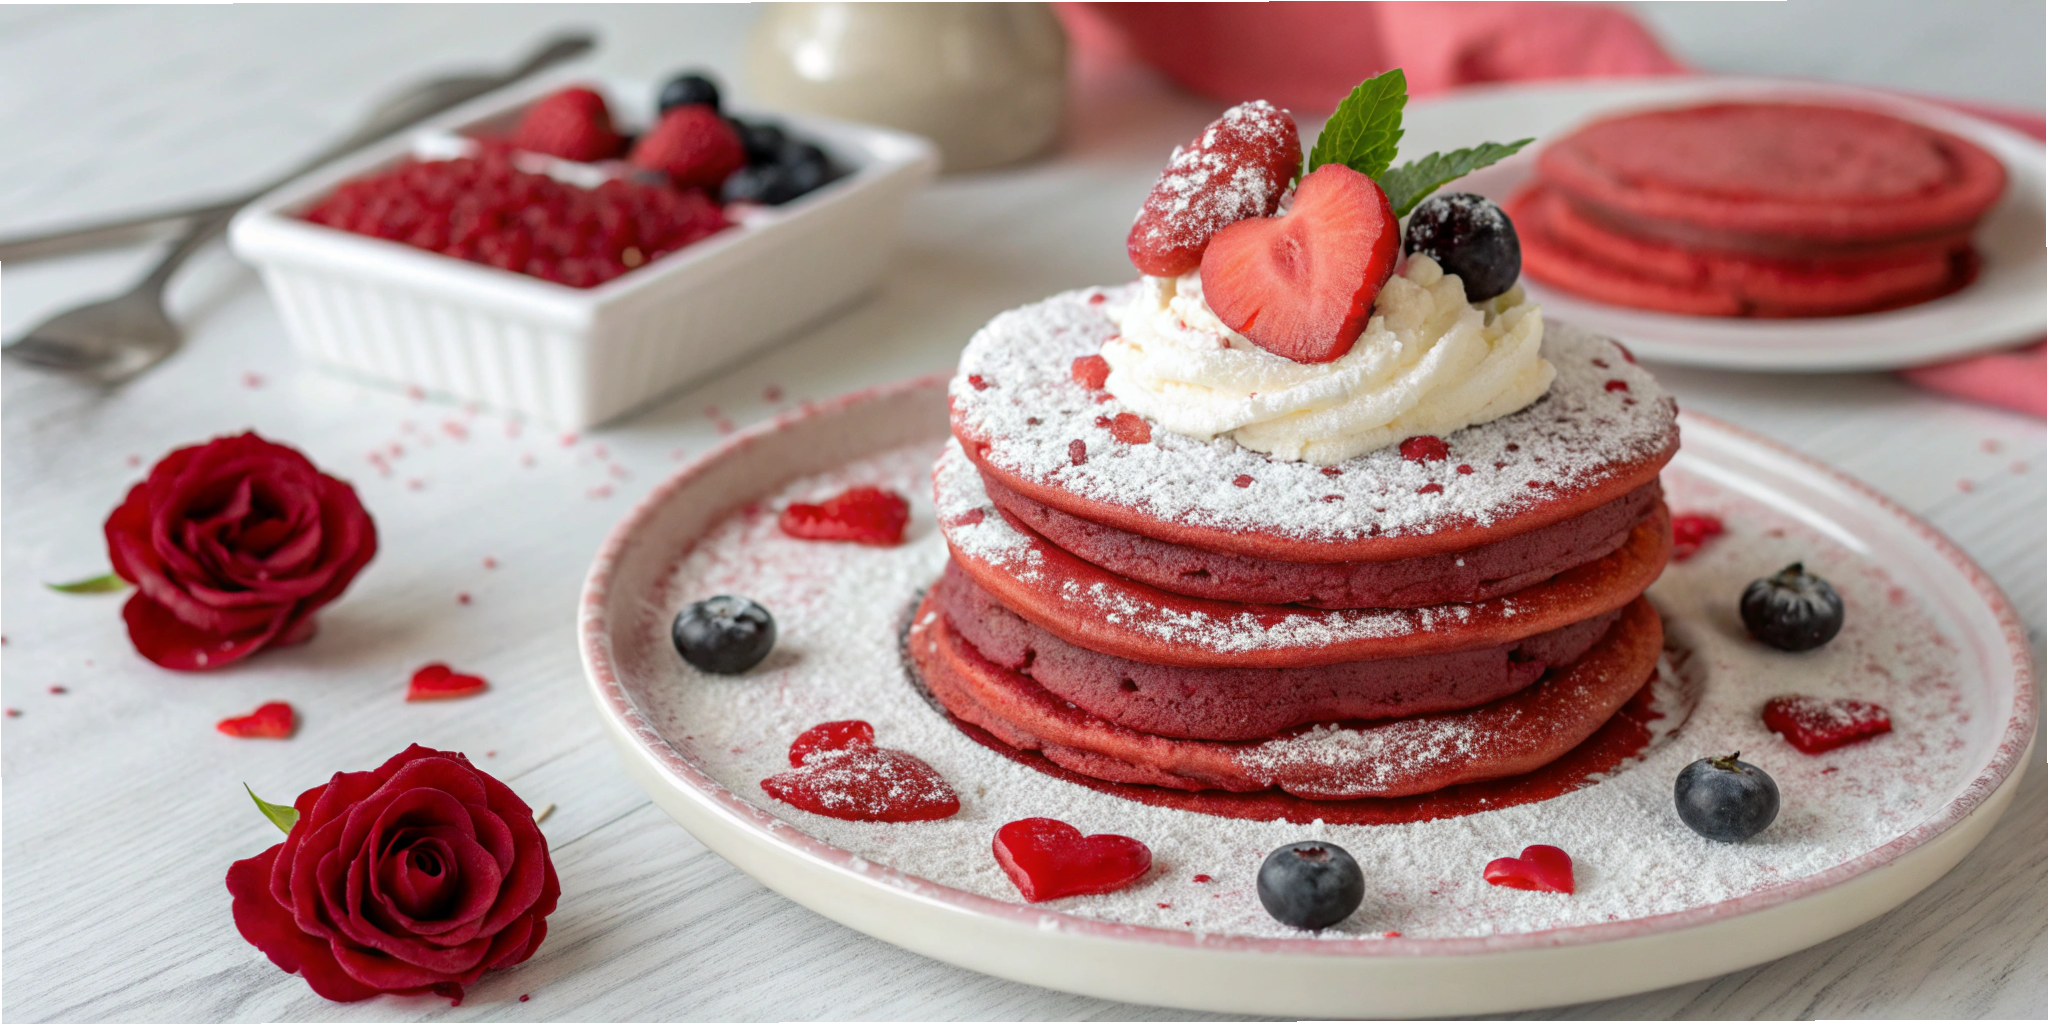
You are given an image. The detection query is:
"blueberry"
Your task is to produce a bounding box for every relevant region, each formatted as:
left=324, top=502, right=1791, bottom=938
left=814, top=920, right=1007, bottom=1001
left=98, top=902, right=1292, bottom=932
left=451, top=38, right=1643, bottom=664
left=721, top=163, right=803, bottom=205
left=732, top=119, right=788, bottom=165
left=1256, top=841, right=1365, bottom=930
left=1403, top=192, right=1522, bottom=302
left=1740, top=562, right=1844, bottom=651
left=672, top=596, right=775, bottom=673
left=658, top=72, right=722, bottom=114
left=1675, top=753, right=1779, bottom=842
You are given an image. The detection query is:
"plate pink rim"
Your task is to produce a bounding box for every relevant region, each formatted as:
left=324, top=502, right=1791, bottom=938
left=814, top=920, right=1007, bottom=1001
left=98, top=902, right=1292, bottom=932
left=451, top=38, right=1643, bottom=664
left=578, top=375, right=2036, bottom=958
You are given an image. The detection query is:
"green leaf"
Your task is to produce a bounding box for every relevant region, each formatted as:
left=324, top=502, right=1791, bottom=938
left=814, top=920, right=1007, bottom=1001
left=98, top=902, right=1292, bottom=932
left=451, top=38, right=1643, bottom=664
left=245, top=783, right=299, bottom=835
left=1378, top=138, right=1536, bottom=217
left=46, top=573, right=128, bottom=594
left=1306, top=68, right=1408, bottom=181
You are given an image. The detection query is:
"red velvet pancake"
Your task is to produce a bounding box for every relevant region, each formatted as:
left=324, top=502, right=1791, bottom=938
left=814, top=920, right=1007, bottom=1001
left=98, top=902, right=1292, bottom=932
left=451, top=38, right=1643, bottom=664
left=936, top=437, right=1672, bottom=668
left=984, top=466, right=1662, bottom=608
left=1511, top=184, right=1977, bottom=318
left=933, top=560, right=1620, bottom=741
left=948, top=289, right=1678, bottom=564
left=1536, top=102, right=2007, bottom=247
left=910, top=588, right=1664, bottom=800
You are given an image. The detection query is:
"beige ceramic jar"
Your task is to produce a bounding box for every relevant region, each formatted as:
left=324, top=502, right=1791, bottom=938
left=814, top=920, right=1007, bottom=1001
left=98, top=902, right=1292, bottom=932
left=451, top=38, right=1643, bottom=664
left=747, top=2, right=1067, bottom=172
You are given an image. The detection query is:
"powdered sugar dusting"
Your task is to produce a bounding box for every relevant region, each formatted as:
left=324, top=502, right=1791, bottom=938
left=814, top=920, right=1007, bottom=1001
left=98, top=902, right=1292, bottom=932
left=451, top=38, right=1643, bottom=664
left=951, top=288, right=1675, bottom=543
left=615, top=439, right=1986, bottom=941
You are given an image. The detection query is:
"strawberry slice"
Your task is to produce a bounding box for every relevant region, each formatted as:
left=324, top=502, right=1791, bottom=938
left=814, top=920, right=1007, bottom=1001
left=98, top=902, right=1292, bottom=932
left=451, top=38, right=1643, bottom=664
left=1199, top=164, right=1401, bottom=363
left=761, top=720, right=959, bottom=822
left=778, top=486, right=911, bottom=546
left=1762, top=696, right=1892, bottom=754
left=992, top=817, right=1153, bottom=902
left=1127, top=101, right=1300, bottom=278
left=216, top=701, right=296, bottom=739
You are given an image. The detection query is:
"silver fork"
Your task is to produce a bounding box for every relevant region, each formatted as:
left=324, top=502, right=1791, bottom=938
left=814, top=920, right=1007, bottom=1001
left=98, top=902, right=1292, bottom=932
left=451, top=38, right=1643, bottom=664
left=3, top=31, right=594, bottom=385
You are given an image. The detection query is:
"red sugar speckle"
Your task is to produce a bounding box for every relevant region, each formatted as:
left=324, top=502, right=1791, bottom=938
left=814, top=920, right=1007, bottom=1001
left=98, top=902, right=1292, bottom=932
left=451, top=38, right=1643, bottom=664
left=1981, top=438, right=2002, bottom=453
left=1094, top=415, right=1113, bottom=428
left=442, top=420, right=468, bottom=440
left=561, top=432, right=579, bottom=447
left=765, top=385, right=784, bottom=402
left=1157, top=902, right=1173, bottom=909
left=672, top=447, right=690, bottom=461
left=1416, top=482, right=1443, bottom=495
left=457, top=592, right=472, bottom=606
left=1109, top=413, right=1152, bottom=445
left=1399, top=435, right=1450, bottom=462
left=1456, top=464, right=1474, bottom=474
left=48, top=685, right=65, bottom=695
left=520, top=453, right=537, bottom=468
left=1604, top=379, right=1630, bottom=392
left=242, top=372, right=264, bottom=389
left=1321, top=466, right=1342, bottom=477
left=589, top=485, right=614, bottom=499
left=609, top=463, right=631, bottom=480
left=406, top=385, right=426, bottom=401
left=1384, top=930, right=1402, bottom=937
left=714, top=418, right=736, bottom=435
left=1592, top=358, right=1609, bottom=368
left=486, top=750, right=497, bottom=757
left=483, top=557, right=499, bottom=570
left=519, top=994, right=530, bottom=1002
left=1088, top=293, right=1107, bottom=304
left=594, top=443, right=609, bottom=460
left=406, top=478, right=425, bottom=491
left=4, top=709, right=17, bottom=718
left=1069, top=439, right=1087, bottom=465
left=1322, top=494, right=1343, bottom=502
left=968, top=374, right=990, bottom=391
left=2012, top=460, right=2028, bottom=474
left=1192, top=874, right=1212, bottom=883
left=125, top=454, right=141, bottom=468
left=1233, top=475, right=1254, bottom=488
left=401, top=420, right=418, bottom=433
left=1957, top=478, right=1974, bottom=493
left=504, top=420, right=523, bottom=438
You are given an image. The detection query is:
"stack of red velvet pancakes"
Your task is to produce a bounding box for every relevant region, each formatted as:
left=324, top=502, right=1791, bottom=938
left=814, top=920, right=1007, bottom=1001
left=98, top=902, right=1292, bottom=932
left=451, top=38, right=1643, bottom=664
left=909, top=303, right=1680, bottom=805
left=1511, top=102, right=2007, bottom=317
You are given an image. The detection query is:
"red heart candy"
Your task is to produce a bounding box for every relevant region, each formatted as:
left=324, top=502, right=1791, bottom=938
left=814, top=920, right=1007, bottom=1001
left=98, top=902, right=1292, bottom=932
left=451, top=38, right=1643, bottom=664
left=788, top=719, right=876, bottom=767
left=992, top=817, right=1153, bottom=902
left=761, top=731, right=959, bottom=823
left=1483, top=844, right=1574, bottom=894
left=406, top=663, right=488, bottom=701
left=778, top=486, right=911, bottom=547
left=216, top=701, right=296, bottom=739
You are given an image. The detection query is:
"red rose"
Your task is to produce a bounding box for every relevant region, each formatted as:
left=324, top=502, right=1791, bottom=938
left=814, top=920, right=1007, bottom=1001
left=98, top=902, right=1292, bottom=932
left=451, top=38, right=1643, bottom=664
left=227, top=745, right=559, bottom=1002
left=106, top=432, right=376, bottom=670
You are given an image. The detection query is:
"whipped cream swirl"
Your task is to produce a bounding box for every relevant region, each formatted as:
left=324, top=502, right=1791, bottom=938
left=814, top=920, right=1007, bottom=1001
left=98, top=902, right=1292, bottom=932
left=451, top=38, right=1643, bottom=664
left=1101, top=255, right=1552, bottom=465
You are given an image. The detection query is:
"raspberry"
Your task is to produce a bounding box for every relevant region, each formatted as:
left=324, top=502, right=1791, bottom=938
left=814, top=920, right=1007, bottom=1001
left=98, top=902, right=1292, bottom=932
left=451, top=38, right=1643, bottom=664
left=1109, top=413, right=1151, bottom=445
left=631, top=105, right=746, bottom=191
left=1762, top=696, right=1892, bottom=754
left=511, top=87, right=624, bottom=163
left=778, top=487, right=910, bottom=546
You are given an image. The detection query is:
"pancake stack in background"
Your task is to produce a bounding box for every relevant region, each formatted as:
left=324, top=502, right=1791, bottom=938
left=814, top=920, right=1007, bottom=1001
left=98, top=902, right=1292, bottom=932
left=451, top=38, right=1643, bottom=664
left=906, top=288, right=1682, bottom=807
left=1511, top=102, right=2008, bottom=317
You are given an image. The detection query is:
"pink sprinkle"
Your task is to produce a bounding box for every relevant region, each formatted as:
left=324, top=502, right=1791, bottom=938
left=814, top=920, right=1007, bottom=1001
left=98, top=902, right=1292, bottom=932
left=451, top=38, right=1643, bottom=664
left=2012, top=460, right=2027, bottom=474
left=609, top=463, right=631, bottom=480
left=125, top=454, right=142, bottom=468
left=457, top=592, right=472, bottom=606
left=1192, top=874, right=1212, bottom=883
left=1088, top=293, right=1107, bottom=304
left=406, top=385, right=426, bottom=401
left=1981, top=438, right=2002, bottom=453
left=407, top=478, right=425, bottom=491
left=671, top=447, right=689, bottom=461
left=764, top=385, right=784, bottom=402
left=520, top=453, right=537, bottom=468
left=589, top=484, right=614, bottom=499
left=401, top=420, right=417, bottom=433
left=593, top=443, right=609, bottom=460
left=442, top=420, right=468, bottom=440
left=504, top=420, right=523, bottom=438
left=48, top=685, right=66, bottom=695
left=704, top=404, right=723, bottom=420
left=487, top=750, right=496, bottom=757
left=1957, top=478, right=1974, bottom=493
left=1157, top=902, right=1172, bottom=909
left=388, top=442, right=404, bottom=457
left=483, top=557, right=499, bottom=570
left=1233, top=475, right=1253, bottom=488
left=560, top=432, right=579, bottom=447
left=242, top=372, right=264, bottom=388
left=715, top=418, right=735, bottom=434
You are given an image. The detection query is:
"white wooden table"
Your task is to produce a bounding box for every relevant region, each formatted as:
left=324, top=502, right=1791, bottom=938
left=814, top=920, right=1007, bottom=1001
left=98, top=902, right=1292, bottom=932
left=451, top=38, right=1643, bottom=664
left=3, top=5, right=2042, bottom=1019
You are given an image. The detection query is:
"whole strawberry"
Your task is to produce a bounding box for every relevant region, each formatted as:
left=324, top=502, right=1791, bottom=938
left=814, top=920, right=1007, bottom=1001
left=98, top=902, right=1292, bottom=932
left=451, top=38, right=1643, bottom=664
left=511, top=86, right=624, bottom=163
left=1127, top=100, right=1300, bottom=278
left=630, top=105, right=746, bottom=191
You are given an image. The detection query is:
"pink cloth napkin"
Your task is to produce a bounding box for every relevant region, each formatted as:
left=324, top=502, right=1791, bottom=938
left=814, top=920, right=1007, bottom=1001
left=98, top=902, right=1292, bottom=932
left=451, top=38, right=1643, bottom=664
left=1065, top=1, right=2046, bottom=417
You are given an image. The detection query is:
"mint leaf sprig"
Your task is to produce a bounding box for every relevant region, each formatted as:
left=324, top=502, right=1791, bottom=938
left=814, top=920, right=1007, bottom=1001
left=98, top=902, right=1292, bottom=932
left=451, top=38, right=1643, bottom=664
left=1304, top=68, right=1532, bottom=217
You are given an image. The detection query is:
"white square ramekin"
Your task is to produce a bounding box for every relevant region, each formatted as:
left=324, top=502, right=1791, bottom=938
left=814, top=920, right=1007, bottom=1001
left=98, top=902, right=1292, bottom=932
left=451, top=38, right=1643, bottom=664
left=229, top=74, right=938, bottom=428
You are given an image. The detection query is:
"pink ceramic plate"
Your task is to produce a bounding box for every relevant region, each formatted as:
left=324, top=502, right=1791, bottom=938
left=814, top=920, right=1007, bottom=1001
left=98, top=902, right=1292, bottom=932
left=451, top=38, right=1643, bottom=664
left=578, top=376, right=2033, bottom=1017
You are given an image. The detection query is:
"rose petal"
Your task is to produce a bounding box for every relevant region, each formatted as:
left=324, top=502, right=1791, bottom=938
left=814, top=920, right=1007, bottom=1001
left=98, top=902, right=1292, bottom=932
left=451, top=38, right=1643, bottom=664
left=229, top=845, right=380, bottom=1003
left=121, top=591, right=289, bottom=671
